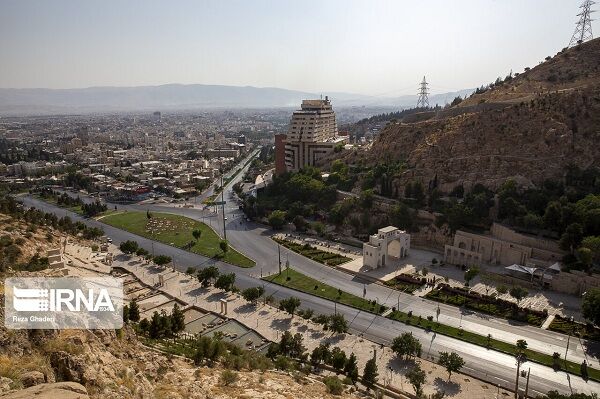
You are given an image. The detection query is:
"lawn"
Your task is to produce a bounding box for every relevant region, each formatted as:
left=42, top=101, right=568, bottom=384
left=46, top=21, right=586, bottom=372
left=101, top=211, right=254, bottom=268
left=273, top=238, right=351, bottom=266
left=263, top=267, right=386, bottom=314
left=387, top=310, right=600, bottom=382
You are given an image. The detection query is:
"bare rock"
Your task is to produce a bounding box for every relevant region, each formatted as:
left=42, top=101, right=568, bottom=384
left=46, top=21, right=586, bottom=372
left=50, top=351, right=87, bottom=383
left=0, top=382, right=88, bottom=399
left=19, top=371, right=45, bottom=388
left=0, top=377, right=12, bottom=393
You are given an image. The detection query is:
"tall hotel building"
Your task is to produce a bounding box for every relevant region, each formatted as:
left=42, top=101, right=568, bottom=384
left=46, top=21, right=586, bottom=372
left=275, top=96, right=346, bottom=174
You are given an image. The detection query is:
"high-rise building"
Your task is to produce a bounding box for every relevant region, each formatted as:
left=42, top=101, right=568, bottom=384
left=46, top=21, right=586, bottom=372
left=282, top=96, right=345, bottom=173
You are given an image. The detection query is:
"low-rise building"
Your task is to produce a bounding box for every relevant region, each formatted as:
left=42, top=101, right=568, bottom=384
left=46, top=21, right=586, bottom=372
left=444, top=223, right=563, bottom=268
left=363, top=226, right=411, bottom=269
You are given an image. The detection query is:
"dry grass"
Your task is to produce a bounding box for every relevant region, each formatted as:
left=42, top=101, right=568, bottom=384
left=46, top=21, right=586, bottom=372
left=0, top=353, right=52, bottom=387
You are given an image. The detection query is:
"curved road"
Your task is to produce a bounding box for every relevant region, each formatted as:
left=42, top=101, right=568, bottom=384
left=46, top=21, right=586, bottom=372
left=20, top=152, right=600, bottom=397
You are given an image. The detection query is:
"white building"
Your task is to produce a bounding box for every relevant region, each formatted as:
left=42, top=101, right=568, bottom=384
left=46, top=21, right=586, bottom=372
left=363, top=226, right=410, bottom=269
left=283, top=97, right=346, bottom=172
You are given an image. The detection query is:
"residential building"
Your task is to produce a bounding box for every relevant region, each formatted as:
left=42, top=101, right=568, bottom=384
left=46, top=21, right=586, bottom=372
left=282, top=97, right=346, bottom=172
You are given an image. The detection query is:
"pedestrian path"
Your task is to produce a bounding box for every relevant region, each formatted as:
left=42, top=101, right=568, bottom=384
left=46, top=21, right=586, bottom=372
left=112, top=256, right=512, bottom=399
left=541, top=314, right=555, bottom=330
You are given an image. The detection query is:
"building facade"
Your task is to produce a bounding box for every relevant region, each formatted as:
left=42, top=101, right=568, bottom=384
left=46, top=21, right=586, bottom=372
left=363, top=226, right=411, bottom=269
left=281, top=97, right=346, bottom=173
left=444, top=223, right=563, bottom=268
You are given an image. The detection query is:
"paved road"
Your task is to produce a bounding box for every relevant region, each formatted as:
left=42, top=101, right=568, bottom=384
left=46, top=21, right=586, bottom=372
left=19, top=151, right=600, bottom=396
left=22, top=200, right=600, bottom=397
left=115, top=154, right=600, bottom=374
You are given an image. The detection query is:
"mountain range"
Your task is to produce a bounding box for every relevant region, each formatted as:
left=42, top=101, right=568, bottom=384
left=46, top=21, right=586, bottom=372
left=0, top=84, right=472, bottom=116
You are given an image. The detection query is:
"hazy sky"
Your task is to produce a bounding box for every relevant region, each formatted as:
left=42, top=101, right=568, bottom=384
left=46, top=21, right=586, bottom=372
left=0, top=0, right=595, bottom=95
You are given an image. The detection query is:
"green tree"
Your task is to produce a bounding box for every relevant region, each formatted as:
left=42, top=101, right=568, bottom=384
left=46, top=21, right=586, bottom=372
left=171, top=303, right=185, bottom=333
left=312, top=221, right=326, bottom=236
left=279, top=296, right=301, bottom=317
left=581, top=236, right=600, bottom=261
left=509, top=286, right=529, bottom=307
left=362, top=357, right=378, bottom=390
left=219, top=240, right=229, bottom=254
left=192, top=229, right=202, bottom=242
left=241, top=286, right=265, bottom=304
left=543, top=201, right=563, bottom=231
left=268, top=210, right=287, bottom=229
left=577, top=247, right=593, bottom=267
left=438, top=351, right=465, bottom=381
left=344, top=352, right=359, bottom=383
left=515, top=339, right=528, bottom=394
left=391, top=332, right=422, bottom=360
left=197, top=266, right=220, bottom=287
left=328, top=313, right=348, bottom=334
left=214, top=273, right=236, bottom=292
left=582, top=288, right=600, bottom=325
left=153, top=255, right=172, bottom=266
left=292, top=215, right=307, bottom=231
left=119, top=240, right=139, bottom=254
left=128, top=300, right=140, bottom=322
left=331, top=347, right=347, bottom=372
left=360, top=189, right=374, bottom=209
left=391, top=203, right=414, bottom=230
left=560, top=223, right=584, bottom=253
left=406, top=364, right=427, bottom=397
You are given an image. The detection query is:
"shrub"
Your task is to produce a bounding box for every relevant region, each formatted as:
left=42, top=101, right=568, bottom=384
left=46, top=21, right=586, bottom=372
left=323, top=376, right=344, bottom=395
left=220, top=370, right=238, bottom=386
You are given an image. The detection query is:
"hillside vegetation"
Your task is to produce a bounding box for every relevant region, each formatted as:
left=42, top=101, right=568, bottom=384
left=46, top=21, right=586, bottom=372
left=348, top=38, right=600, bottom=193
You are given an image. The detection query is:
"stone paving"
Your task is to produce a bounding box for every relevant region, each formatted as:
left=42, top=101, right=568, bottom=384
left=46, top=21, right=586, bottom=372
left=110, top=253, right=512, bottom=399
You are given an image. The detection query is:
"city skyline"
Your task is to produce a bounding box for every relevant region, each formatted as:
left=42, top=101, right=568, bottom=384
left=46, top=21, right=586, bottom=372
left=0, top=0, right=596, bottom=96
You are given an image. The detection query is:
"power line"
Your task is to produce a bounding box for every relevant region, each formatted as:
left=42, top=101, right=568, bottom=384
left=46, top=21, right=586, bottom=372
left=416, top=76, right=430, bottom=108
left=569, top=0, right=595, bottom=47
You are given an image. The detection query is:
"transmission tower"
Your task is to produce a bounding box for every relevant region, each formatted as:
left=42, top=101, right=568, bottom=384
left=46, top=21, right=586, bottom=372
left=569, top=0, right=595, bottom=47
left=416, top=76, right=430, bottom=108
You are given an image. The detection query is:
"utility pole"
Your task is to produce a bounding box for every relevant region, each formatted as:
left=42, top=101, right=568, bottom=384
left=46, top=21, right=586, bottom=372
left=569, top=0, right=595, bottom=47
left=278, top=244, right=282, bottom=275
left=416, top=76, right=430, bottom=108
left=524, top=368, right=531, bottom=399
left=221, top=175, right=227, bottom=240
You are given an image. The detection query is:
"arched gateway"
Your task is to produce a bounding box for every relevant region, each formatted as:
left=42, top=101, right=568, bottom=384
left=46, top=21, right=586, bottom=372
left=362, top=226, right=411, bottom=269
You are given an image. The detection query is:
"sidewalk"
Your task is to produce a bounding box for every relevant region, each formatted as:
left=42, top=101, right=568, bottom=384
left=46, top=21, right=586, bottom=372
left=114, top=255, right=512, bottom=399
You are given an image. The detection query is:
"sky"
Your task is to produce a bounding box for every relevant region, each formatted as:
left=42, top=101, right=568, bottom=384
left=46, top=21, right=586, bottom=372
left=0, top=0, right=596, bottom=96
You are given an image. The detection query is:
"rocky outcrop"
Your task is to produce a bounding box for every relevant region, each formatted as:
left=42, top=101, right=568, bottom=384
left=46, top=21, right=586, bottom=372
left=348, top=38, right=600, bottom=193
left=0, top=382, right=89, bottom=399
left=18, top=371, right=45, bottom=388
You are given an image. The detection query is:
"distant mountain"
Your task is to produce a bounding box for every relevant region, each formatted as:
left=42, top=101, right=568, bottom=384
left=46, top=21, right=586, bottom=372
left=0, top=83, right=472, bottom=116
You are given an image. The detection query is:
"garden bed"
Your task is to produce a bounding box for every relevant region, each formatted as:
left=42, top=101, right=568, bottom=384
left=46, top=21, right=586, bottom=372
left=549, top=315, right=600, bottom=342
left=273, top=237, right=351, bottom=267
left=384, top=273, right=426, bottom=294
left=425, top=284, right=546, bottom=327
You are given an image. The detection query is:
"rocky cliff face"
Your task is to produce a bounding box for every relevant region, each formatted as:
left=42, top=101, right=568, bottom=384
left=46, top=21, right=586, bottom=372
left=349, top=38, right=600, bottom=193
left=0, top=311, right=357, bottom=399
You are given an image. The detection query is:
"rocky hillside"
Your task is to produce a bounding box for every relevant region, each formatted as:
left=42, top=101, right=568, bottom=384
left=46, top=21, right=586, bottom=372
left=348, top=38, right=600, bottom=193
left=0, top=321, right=357, bottom=399
left=0, top=212, right=358, bottom=399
